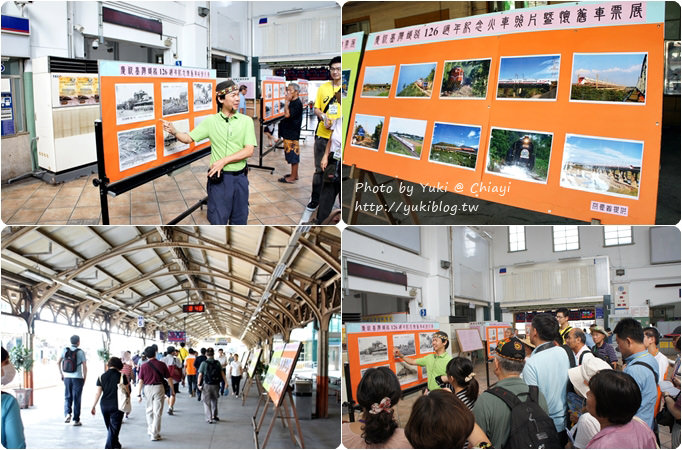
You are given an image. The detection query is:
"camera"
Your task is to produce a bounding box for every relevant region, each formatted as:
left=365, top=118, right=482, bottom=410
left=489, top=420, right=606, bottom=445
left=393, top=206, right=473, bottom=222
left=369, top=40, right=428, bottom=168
left=92, top=40, right=99, bottom=49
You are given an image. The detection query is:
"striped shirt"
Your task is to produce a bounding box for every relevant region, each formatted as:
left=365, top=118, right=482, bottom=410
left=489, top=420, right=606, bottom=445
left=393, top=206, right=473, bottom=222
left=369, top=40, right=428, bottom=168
left=456, top=389, right=475, bottom=410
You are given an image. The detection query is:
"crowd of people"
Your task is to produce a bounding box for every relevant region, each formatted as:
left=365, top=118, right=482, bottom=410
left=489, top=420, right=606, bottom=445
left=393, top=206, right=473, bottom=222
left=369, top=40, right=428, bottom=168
left=343, top=315, right=681, bottom=449
left=1, top=338, right=245, bottom=449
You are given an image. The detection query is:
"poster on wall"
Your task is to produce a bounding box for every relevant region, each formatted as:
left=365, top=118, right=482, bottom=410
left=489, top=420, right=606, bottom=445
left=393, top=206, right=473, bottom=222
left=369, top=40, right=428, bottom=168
left=342, top=2, right=666, bottom=224
left=99, top=61, right=216, bottom=184
left=231, top=76, right=256, bottom=100
left=342, top=32, right=365, bottom=142
left=346, top=322, right=440, bottom=398
left=54, top=74, right=100, bottom=107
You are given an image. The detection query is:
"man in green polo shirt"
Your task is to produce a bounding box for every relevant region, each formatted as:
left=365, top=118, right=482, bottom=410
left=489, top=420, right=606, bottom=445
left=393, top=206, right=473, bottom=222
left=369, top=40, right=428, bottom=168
left=162, top=80, right=256, bottom=224
left=394, top=331, right=451, bottom=391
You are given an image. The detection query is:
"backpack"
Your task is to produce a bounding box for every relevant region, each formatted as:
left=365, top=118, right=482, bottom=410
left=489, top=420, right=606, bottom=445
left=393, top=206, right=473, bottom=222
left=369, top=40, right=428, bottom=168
left=632, top=361, right=662, bottom=424
left=168, top=360, right=182, bottom=382
left=62, top=348, right=80, bottom=373
left=487, top=385, right=561, bottom=449
left=205, top=360, right=223, bottom=385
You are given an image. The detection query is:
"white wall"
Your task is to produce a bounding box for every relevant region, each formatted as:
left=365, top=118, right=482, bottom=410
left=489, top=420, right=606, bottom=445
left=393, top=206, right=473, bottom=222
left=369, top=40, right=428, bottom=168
left=485, top=226, right=681, bottom=310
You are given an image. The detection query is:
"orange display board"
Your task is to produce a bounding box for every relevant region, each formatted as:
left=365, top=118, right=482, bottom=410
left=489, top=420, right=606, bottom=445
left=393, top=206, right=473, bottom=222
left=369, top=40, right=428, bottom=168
left=98, top=61, right=215, bottom=184
left=343, top=2, right=665, bottom=224
left=346, top=322, right=439, bottom=401
left=262, top=342, right=302, bottom=407
left=262, top=79, right=287, bottom=121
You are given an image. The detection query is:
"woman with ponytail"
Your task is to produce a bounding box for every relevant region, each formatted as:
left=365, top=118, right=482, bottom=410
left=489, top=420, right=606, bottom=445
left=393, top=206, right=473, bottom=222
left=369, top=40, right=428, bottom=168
left=342, top=367, right=411, bottom=448
left=445, top=357, right=479, bottom=410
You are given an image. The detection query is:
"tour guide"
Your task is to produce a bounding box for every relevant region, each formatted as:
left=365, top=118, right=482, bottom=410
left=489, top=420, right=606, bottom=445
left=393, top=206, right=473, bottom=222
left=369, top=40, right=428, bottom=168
left=395, top=331, right=451, bottom=391
left=162, top=80, right=256, bottom=224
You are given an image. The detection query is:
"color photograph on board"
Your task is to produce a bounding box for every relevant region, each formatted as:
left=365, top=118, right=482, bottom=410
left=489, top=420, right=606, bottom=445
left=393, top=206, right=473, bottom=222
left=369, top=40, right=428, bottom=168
left=428, top=122, right=481, bottom=169
left=385, top=117, right=428, bottom=159
left=570, top=52, right=648, bottom=103
left=351, top=114, right=384, bottom=150
left=560, top=134, right=643, bottom=198
left=486, top=127, right=553, bottom=183
left=396, top=62, right=437, bottom=98
left=440, top=59, right=491, bottom=99
left=497, top=54, right=560, bottom=100
left=361, top=65, right=395, bottom=97
left=342, top=69, right=351, bottom=97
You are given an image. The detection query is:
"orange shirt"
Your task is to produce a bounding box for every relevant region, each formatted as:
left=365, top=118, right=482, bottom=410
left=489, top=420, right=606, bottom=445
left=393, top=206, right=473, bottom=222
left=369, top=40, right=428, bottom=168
left=185, top=355, right=196, bottom=375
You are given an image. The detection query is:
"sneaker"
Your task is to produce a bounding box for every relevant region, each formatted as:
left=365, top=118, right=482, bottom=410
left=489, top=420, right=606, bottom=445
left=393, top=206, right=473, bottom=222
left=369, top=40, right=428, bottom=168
left=65, top=414, right=72, bottom=423
left=306, top=201, right=318, bottom=210
left=150, top=435, right=161, bottom=441
left=213, top=417, right=219, bottom=422
left=73, top=421, right=82, bottom=426
left=167, top=408, right=173, bottom=415
left=207, top=419, right=214, bottom=424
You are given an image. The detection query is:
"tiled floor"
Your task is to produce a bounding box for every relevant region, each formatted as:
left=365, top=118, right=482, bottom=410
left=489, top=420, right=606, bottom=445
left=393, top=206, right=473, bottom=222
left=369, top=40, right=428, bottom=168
left=2, top=133, right=320, bottom=225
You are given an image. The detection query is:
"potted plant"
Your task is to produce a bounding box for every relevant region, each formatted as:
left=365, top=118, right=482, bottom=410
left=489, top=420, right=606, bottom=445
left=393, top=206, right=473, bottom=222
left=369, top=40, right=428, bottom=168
left=9, top=345, right=34, bottom=409
left=97, top=347, right=111, bottom=372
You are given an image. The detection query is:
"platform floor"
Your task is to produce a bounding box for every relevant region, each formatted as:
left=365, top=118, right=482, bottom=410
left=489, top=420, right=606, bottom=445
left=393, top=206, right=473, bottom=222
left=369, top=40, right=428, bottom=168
left=2, top=122, right=322, bottom=225
left=18, top=378, right=340, bottom=449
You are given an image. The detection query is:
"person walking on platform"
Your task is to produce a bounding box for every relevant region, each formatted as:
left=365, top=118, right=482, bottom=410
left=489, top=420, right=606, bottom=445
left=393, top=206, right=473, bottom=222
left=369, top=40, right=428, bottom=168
left=162, top=80, right=257, bottom=225
left=197, top=348, right=227, bottom=423
left=58, top=335, right=87, bottom=426
left=184, top=349, right=197, bottom=397
left=91, top=357, right=130, bottom=449
left=2, top=347, right=26, bottom=449
left=394, top=331, right=451, bottom=392
left=238, top=85, right=247, bottom=115
left=161, top=347, right=182, bottom=415
left=137, top=346, right=174, bottom=441
left=193, top=348, right=207, bottom=402
left=229, top=353, right=243, bottom=397
left=217, top=349, right=228, bottom=396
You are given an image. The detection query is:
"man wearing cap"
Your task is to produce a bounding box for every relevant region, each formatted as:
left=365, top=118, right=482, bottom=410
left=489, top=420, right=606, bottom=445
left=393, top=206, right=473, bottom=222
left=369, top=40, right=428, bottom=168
left=566, top=357, right=612, bottom=448
left=591, top=325, right=618, bottom=369
left=394, top=331, right=451, bottom=391
left=522, top=313, right=571, bottom=445
left=162, top=80, right=257, bottom=225
left=473, top=337, right=549, bottom=448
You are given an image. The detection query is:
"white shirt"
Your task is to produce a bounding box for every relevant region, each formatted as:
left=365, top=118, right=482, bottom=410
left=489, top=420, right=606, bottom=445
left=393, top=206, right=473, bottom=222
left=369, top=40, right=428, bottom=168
left=654, top=351, right=670, bottom=384
left=217, top=355, right=228, bottom=368
left=574, top=345, right=594, bottom=365
left=569, top=412, right=600, bottom=448
left=229, top=360, right=241, bottom=377
left=329, top=118, right=341, bottom=160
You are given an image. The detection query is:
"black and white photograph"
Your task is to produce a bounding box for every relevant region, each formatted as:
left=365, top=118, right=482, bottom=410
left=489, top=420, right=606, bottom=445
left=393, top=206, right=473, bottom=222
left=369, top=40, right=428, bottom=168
left=274, top=101, right=280, bottom=115
left=163, top=118, right=190, bottom=156
left=118, top=125, right=157, bottom=172
left=265, top=101, right=272, bottom=118
left=395, top=361, right=418, bottom=385
left=193, top=82, right=213, bottom=111
left=358, top=336, right=389, bottom=365
left=421, top=366, right=427, bottom=379
left=392, top=333, right=416, bottom=357
left=279, top=83, right=286, bottom=98
left=419, top=333, right=434, bottom=353
left=115, top=83, right=155, bottom=125
left=265, top=83, right=273, bottom=99
left=193, top=115, right=210, bottom=145
left=162, top=82, right=189, bottom=116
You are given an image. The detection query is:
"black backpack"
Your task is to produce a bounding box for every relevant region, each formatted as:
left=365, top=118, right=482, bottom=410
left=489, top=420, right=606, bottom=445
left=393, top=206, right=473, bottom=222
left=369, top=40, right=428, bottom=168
left=205, top=360, right=222, bottom=385
left=61, top=348, right=80, bottom=373
left=487, top=385, right=561, bottom=449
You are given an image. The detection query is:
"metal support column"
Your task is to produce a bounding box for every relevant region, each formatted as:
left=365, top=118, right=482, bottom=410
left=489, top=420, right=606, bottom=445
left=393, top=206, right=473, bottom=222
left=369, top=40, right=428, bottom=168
left=315, top=313, right=330, bottom=418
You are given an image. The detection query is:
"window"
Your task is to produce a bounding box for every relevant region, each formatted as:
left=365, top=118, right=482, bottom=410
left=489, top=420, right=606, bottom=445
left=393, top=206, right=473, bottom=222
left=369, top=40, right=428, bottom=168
left=604, top=226, right=633, bottom=246
left=342, top=18, right=370, bottom=35
left=553, top=226, right=580, bottom=251
left=508, top=226, right=526, bottom=252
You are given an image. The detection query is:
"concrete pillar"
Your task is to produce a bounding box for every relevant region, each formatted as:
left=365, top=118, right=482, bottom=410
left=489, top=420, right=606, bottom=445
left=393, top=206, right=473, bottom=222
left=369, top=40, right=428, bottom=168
left=315, top=313, right=331, bottom=418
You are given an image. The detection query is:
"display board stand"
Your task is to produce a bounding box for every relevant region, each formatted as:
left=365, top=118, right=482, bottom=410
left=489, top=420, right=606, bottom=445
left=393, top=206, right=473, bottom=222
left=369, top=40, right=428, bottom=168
left=93, top=121, right=210, bottom=224
left=243, top=374, right=265, bottom=407
left=252, top=387, right=304, bottom=449
left=247, top=101, right=280, bottom=173
left=345, top=165, right=420, bottom=225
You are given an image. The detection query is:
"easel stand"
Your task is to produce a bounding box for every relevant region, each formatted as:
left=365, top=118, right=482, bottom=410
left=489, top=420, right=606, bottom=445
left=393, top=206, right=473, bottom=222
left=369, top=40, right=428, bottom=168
left=242, top=374, right=265, bottom=407
left=93, top=120, right=211, bottom=225
left=252, top=388, right=304, bottom=449
left=345, top=165, right=420, bottom=225
left=248, top=101, right=280, bottom=174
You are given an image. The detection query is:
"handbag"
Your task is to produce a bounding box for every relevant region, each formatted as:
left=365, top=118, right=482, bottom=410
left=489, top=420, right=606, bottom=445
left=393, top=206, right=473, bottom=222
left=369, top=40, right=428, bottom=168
left=117, top=372, right=132, bottom=413
left=656, top=393, right=679, bottom=430
left=148, top=360, right=172, bottom=397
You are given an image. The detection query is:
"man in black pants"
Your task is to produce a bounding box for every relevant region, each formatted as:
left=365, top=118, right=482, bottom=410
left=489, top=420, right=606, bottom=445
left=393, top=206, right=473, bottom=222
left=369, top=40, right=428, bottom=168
left=193, top=348, right=207, bottom=401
